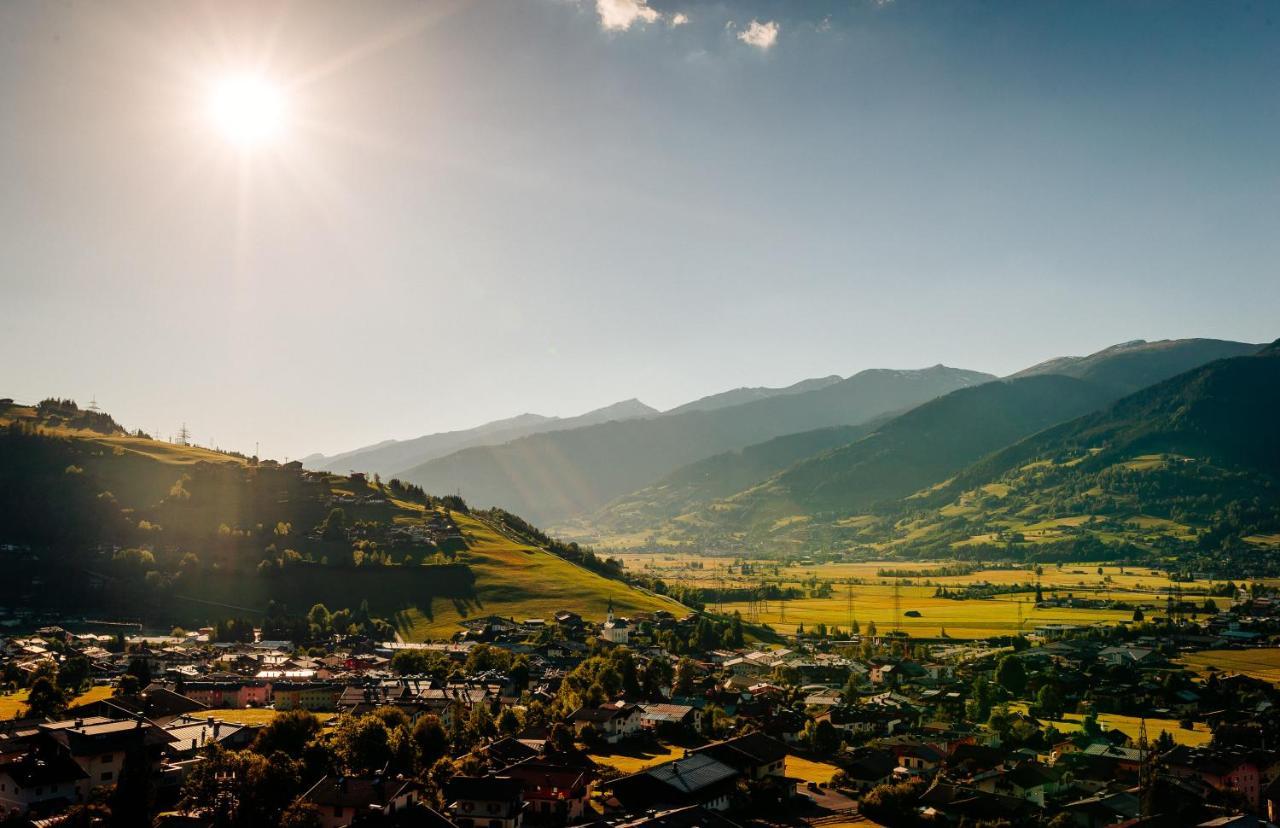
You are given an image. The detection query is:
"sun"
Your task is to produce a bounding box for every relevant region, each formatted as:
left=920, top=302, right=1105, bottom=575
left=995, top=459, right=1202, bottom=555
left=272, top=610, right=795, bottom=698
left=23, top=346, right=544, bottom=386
left=207, top=74, right=287, bottom=149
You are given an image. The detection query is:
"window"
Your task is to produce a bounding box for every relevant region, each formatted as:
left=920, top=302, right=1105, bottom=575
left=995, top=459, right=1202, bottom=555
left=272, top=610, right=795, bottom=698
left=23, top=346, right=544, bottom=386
left=101, top=772, right=113, bottom=782
left=102, top=754, right=113, bottom=763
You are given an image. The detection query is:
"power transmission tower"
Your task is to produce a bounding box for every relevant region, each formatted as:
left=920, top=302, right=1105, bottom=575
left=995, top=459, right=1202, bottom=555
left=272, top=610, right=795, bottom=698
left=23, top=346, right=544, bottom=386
left=846, top=580, right=854, bottom=633
left=176, top=422, right=191, bottom=446
left=87, top=395, right=100, bottom=413
left=893, top=579, right=902, bottom=634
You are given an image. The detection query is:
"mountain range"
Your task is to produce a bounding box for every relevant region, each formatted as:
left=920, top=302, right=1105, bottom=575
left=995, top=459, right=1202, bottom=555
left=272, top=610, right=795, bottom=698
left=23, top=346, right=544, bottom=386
left=395, top=365, right=993, bottom=524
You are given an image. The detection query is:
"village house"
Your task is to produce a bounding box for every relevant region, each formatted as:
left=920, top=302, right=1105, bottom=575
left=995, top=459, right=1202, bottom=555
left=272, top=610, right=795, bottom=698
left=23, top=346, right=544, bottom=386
left=446, top=775, right=526, bottom=828
left=569, top=701, right=642, bottom=744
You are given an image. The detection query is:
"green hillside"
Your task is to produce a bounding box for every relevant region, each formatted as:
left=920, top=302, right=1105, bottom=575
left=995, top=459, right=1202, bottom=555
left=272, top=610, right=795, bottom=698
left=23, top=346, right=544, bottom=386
left=570, top=338, right=1267, bottom=554
left=571, top=423, right=877, bottom=542
left=0, top=400, right=680, bottom=637
left=400, top=365, right=993, bottom=525
left=855, top=345, right=1280, bottom=568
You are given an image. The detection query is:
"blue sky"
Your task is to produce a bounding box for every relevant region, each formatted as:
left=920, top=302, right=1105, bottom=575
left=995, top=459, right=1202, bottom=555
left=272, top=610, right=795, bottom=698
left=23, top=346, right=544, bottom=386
left=2, top=0, right=1277, bottom=458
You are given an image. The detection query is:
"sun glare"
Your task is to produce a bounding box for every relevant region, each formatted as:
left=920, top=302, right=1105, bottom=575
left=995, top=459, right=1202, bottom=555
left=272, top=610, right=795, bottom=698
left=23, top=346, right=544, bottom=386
left=208, top=74, right=287, bottom=149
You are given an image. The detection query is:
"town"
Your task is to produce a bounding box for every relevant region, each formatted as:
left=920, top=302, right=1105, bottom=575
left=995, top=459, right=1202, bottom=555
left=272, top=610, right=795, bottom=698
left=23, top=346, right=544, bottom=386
left=2, top=590, right=1279, bottom=828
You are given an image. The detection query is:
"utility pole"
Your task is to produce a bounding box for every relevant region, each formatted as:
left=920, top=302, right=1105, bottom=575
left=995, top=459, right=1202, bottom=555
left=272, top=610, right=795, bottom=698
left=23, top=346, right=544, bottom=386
left=1138, top=716, right=1150, bottom=817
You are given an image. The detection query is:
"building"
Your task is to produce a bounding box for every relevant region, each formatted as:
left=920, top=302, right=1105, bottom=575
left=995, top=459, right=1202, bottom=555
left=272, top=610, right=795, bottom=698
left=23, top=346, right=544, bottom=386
left=568, top=702, right=642, bottom=744
left=611, top=754, right=739, bottom=812
left=445, top=775, right=525, bottom=828
left=299, top=775, right=424, bottom=828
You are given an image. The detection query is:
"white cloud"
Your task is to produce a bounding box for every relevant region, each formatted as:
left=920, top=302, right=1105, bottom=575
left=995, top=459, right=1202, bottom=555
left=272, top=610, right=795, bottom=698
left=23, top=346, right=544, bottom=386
left=737, top=19, right=779, bottom=50
left=596, top=0, right=660, bottom=31
left=669, top=12, right=689, bottom=27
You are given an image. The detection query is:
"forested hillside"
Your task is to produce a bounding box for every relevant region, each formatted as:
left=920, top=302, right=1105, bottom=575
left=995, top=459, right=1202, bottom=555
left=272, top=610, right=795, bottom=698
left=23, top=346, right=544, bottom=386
left=0, top=400, right=679, bottom=636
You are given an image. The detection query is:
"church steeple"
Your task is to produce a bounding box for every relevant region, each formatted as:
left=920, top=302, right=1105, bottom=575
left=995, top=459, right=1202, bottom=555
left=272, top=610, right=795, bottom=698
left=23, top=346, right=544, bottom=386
left=606, top=597, right=615, bottom=623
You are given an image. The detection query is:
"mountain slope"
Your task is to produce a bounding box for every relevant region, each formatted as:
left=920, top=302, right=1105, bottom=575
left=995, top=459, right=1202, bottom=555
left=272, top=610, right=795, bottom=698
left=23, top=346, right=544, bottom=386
left=579, top=422, right=881, bottom=541
left=302, top=398, right=658, bottom=476
left=584, top=337, right=1264, bottom=551
left=868, top=343, right=1280, bottom=560
left=664, top=375, right=843, bottom=415
left=1010, top=338, right=1262, bottom=393
left=400, top=365, right=994, bottom=524
left=0, top=400, right=679, bottom=635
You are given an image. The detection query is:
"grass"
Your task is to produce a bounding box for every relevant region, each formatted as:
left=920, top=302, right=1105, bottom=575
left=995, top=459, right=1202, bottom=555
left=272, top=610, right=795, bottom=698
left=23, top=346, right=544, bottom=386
left=201, top=708, right=338, bottom=725
left=1, top=685, right=124, bottom=720
left=589, top=741, right=687, bottom=774
left=0, top=689, right=31, bottom=719
left=1009, top=703, right=1211, bottom=747
left=606, top=556, right=1238, bottom=638
left=716, top=589, right=1128, bottom=638
left=396, top=512, right=686, bottom=640
left=786, top=754, right=841, bottom=784
left=1177, top=649, right=1280, bottom=685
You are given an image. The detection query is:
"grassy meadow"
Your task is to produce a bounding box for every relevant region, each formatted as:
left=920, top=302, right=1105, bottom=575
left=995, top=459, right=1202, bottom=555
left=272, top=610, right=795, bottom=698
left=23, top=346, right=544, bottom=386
left=1176, top=648, right=1280, bottom=685
left=613, top=554, right=1245, bottom=638
left=396, top=512, right=685, bottom=640
left=0, top=685, right=117, bottom=719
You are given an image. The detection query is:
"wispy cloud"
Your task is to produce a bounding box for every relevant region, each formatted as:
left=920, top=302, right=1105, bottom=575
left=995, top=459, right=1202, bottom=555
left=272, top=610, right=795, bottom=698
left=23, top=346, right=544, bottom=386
left=669, top=12, right=689, bottom=27
left=737, top=19, right=779, bottom=50
left=595, top=0, right=660, bottom=31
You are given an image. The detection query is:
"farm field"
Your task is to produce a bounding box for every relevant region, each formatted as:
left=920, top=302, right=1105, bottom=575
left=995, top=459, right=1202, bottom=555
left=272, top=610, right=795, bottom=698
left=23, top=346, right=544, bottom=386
left=716, top=589, right=1130, bottom=638
left=1176, top=648, right=1280, bottom=685
left=613, top=554, right=1267, bottom=638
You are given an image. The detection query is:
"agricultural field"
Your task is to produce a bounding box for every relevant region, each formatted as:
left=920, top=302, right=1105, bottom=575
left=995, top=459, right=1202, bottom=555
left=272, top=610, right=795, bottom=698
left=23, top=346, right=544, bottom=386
left=1176, top=648, right=1280, bottom=685
left=614, top=554, right=1244, bottom=638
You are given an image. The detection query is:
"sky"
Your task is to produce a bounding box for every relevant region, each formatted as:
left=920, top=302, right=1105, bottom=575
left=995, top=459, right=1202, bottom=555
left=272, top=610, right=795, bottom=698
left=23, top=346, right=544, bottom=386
left=2, top=0, right=1277, bottom=460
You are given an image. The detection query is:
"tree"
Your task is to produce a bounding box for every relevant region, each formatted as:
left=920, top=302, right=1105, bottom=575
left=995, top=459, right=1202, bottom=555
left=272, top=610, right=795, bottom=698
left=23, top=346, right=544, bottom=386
left=674, top=657, right=698, bottom=697
left=26, top=676, right=65, bottom=719
left=253, top=709, right=321, bottom=758
left=412, top=714, right=449, bottom=770
left=807, top=719, right=840, bottom=755
left=279, top=802, right=324, bottom=828
left=332, top=714, right=395, bottom=775
left=995, top=655, right=1027, bottom=696
left=1036, top=682, right=1065, bottom=720
left=497, top=708, right=520, bottom=735
left=1132, top=607, right=1145, bottom=622
left=57, top=655, right=91, bottom=693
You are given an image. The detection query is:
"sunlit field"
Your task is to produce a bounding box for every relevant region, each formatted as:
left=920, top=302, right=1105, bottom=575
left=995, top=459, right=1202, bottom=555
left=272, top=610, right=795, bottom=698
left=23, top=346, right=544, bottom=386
left=1177, top=648, right=1280, bottom=685
left=588, top=741, right=687, bottom=775
left=612, top=555, right=1237, bottom=637
left=0, top=685, right=117, bottom=719
left=1009, top=703, right=1212, bottom=747
left=201, top=708, right=339, bottom=725
left=397, top=512, right=684, bottom=640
